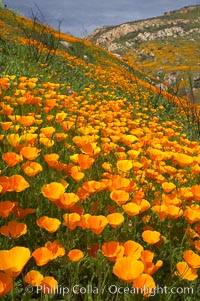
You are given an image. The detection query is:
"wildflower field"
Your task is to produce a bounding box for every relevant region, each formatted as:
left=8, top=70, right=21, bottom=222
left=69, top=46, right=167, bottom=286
left=0, top=7, right=200, bottom=301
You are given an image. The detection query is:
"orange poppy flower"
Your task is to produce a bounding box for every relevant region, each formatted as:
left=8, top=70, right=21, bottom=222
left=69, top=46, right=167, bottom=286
left=63, top=213, right=81, bottom=230
left=162, top=182, right=176, bottom=193
left=0, top=121, right=12, bottom=131
left=142, top=230, right=161, bottom=245
left=36, top=216, right=61, bottom=233
left=6, top=134, right=20, bottom=148
left=141, top=250, right=163, bottom=275
left=110, top=175, right=130, bottom=190
left=107, top=213, right=124, bottom=228
left=102, top=241, right=124, bottom=262
left=45, top=240, right=65, bottom=259
left=39, top=137, right=54, bottom=148
left=191, top=185, right=200, bottom=201
left=184, top=206, right=200, bottom=224
left=57, top=193, right=79, bottom=209
left=71, top=166, right=84, bottom=182
left=8, top=175, right=30, bottom=192
left=20, top=146, right=40, bottom=160
left=2, top=152, right=23, bottom=167
left=122, top=134, right=138, bottom=145
left=79, top=214, right=91, bottom=230
left=44, top=153, right=59, bottom=168
left=110, top=190, right=129, bottom=205
left=32, top=247, right=53, bottom=266
left=183, top=250, right=200, bottom=268
left=76, top=154, right=94, bottom=170
left=117, top=160, right=133, bottom=173
left=21, top=161, right=43, bottom=177
left=134, top=199, right=150, bottom=213
left=41, top=182, right=65, bottom=202
left=82, top=180, right=105, bottom=194
left=0, top=220, right=27, bottom=238
left=166, top=205, right=183, bottom=219
left=122, top=202, right=141, bottom=216
left=67, top=249, right=84, bottom=262
left=175, top=261, right=198, bottom=281
left=151, top=205, right=168, bottom=220
left=24, top=270, right=44, bottom=286
left=40, top=276, right=58, bottom=294
left=113, top=257, right=144, bottom=283
left=0, top=177, right=10, bottom=194
left=133, top=274, right=156, bottom=297
left=0, top=273, right=13, bottom=297
left=124, top=240, right=143, bottom=259
left=12, top=202, right=35, bottom=219
left=80, top=142, right=100, bottom=157
left=194, top=240, right=200, bottom=252
left=87, top=215, right=108, bottom=235
left=127, top=149, right=140, bottom=160
left=0, top=201, right=15, bottom=218
left=18, top=115, right=35, bottom=127
left=40, top=126, right=56, bottom=138
left=173, top=153, right=194, bottom=167
left=0, top=247, right=31, bottom=277
left=162, top=193, right=181, bottom=206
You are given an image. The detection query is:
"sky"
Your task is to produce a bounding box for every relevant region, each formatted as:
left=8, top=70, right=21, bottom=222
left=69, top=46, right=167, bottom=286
left=3, top=0, right=200, bottom=37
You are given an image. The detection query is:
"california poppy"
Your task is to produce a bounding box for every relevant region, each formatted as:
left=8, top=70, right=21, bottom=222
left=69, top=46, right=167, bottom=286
left=175, top=261, right=198, bottom=281
left=102, top=241, right=124, bottom=262
left=44, top=153, right=59, bottom=168
left=77, top=154, right=94, bottom=170
left=71, top=166, right=84, bottom=182
left=113, top=257, right=144, bottom=282
left=20, top=147, right=40, bottom=160
left=110, top=190, right=129, bottom=205
left=63, top=213, right=81, bottom=230
left=183, top=250, right=200, bottom=268
left=117, top=160, right=133, bottom=173
left=0, top=247, right=31, bottom=277
left=191, top=185, right=200, bottom=201
left=162, top=182, right=176, bottom=193
left=107, top=213, right=124, bottom=228
left=122, top=202, right=141, bottom=216
left=124, top=240, right=143, bottom=259
left=57, top=193, right=79, bottom=209
left=0, top=220, right=27, bottom=238
left=21, top=161, right=43, bottom=177
left=0, top=273, right=13, bottom=297
left=67, top=249, right=84, bottom=262
left=24, top=270, right=44, bottom=286
left=141, top=250, right=163, bottom=275
left=0, top=201, right=15, bottom=218
left=8, top=175, right=30, bottom=192
left=32, top=247, right=53, bottom=266
left=87, top=215, right=108, bottom=235
left=133, top=274, right=156, bottom=297
left=36, top=216, right=61, bottom=233
left=142, top=230, right=161, bottom=245
left=41, top=182, right=65, bottom=202
left=45, top=240, right=65, bottom=259
left=40, top=276, right=58, bottom=294
left=2, top=152, right=23, bottom=167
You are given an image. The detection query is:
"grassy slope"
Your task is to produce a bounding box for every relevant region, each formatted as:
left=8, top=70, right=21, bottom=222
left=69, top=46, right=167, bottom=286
left=87, top=5, right=200, bottom=100
left=1, top=7, right=200, bottom=301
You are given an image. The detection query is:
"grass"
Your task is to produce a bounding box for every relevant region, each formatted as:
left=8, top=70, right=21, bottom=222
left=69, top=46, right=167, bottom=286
left=0, top=6, right=200, bottom=301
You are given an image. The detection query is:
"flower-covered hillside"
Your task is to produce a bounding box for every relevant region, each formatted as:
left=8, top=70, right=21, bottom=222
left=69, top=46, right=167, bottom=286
left=0, top=6, right=200, bottom=301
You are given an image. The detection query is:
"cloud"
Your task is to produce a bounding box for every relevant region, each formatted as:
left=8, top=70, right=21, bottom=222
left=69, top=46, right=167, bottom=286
left=4, top=0, right=199, bottom=37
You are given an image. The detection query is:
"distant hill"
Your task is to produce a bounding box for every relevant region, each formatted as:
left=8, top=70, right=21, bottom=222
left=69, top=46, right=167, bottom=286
left=86, top=5, right=200, bottom=99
